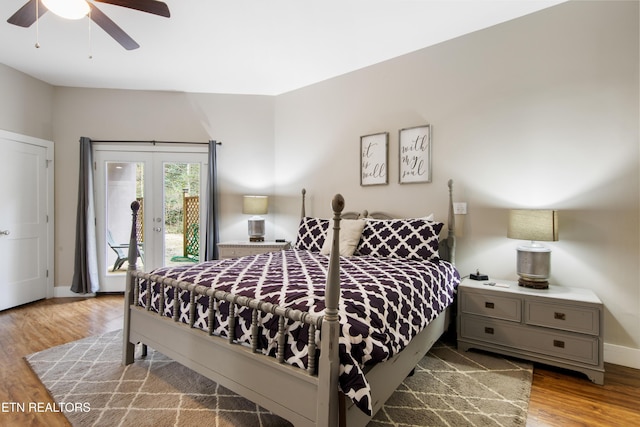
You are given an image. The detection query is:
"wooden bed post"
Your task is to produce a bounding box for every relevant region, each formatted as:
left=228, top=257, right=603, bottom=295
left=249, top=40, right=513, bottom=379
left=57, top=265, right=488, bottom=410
left=122, top=200, right=140, bottom=365
left=438, top=179, right=456, bottom=265
left=317, top=194, right=344, bottom=427
left=301, top=188, right=307, bottom=218
left=446, top=179, right=456, bottom=266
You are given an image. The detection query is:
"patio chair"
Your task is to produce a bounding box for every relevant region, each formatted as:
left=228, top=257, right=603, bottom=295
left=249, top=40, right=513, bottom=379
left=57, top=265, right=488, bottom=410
left=107, top=230, right=144, bottom=271
left=107, top=230, right=128, bottom=271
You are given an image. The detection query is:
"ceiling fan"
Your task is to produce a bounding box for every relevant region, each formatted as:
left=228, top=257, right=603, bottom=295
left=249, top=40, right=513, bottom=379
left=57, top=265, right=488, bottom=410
left=7, top=0, right=170, bottom=50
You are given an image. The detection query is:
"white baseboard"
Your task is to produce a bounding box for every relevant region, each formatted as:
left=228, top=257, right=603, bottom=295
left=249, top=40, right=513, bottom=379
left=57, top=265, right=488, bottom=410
left=53, top=286, right=96, bottom=298
left=604, top=343, right=640, bottom=369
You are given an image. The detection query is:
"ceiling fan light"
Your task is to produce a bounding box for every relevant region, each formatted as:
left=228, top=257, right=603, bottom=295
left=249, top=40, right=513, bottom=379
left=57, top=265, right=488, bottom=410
left=42, top=0, right=90, bottom=20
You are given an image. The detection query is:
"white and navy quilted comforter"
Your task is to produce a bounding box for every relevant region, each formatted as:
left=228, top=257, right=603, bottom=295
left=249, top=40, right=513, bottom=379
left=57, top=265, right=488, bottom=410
left=136, top=249, right=459, bottom=415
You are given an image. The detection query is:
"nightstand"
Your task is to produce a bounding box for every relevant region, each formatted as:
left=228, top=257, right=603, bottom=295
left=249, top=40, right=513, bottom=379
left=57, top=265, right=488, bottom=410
left=217, top=241, right=291, bottom=259
left=457, top=278, right=604, bottom=384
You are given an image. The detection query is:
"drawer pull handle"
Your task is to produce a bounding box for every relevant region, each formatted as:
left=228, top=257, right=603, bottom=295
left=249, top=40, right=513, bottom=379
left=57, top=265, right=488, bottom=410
left=485, top=302, right=495, bottom=309
left=554, top=312, right=566, bottom=321
left=484, top=327, right=494, bottom=335
left=553, top=340, right=565, bottom=348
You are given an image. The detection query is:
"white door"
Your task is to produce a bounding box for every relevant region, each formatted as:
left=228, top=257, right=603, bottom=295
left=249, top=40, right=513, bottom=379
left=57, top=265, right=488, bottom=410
left=95, top=146, right=207, bottom=292
left=0, top=132, right=53, bottom=311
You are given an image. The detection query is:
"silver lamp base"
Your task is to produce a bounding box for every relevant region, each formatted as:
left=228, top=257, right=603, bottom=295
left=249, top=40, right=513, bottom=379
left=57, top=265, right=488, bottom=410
left=248, top=217, right=265, bottom=242
left=516, top=245, right=551, bottom=289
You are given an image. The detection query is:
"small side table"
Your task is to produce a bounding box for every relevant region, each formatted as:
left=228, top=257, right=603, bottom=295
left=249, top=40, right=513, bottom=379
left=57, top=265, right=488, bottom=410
left=457, top=277, right=604, bottom=384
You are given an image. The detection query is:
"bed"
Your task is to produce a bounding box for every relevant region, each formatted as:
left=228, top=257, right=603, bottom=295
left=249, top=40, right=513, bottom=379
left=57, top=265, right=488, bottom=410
left=122, top=180, right=460, bottom=427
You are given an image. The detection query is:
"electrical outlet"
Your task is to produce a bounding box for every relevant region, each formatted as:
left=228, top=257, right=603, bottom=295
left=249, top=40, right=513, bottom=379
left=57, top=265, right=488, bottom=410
left=453, top=202, right=467, bottom=215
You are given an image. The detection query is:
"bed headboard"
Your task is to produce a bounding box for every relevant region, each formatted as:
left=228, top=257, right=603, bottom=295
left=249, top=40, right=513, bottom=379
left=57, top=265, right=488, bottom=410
left=299, top=180, right=456, bottom=264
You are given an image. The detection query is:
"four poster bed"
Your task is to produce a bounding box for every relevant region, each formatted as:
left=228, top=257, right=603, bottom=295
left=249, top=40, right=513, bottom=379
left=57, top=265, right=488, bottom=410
left=122, top=180, right=460, bottom=427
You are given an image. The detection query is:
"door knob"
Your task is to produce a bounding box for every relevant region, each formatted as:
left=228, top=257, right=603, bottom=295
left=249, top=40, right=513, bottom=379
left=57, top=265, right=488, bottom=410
left=153, top=227, right=162, bottom=232
left=0, top=230, right=9, bottom=236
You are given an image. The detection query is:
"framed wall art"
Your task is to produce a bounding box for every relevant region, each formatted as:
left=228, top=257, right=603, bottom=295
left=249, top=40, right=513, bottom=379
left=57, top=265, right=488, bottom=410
left=360, top=132, right=388, bottom=186
left=399, top=124, right=432, bottom=184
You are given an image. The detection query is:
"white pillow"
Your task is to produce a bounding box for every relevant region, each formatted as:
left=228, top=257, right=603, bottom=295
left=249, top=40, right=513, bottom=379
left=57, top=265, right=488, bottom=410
left=320, top=219, right=366, bottom=257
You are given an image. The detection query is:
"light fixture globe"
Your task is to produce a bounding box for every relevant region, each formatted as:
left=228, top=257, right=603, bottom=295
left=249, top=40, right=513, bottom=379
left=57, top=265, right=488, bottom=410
left=42, top=0, right=90, bottom=20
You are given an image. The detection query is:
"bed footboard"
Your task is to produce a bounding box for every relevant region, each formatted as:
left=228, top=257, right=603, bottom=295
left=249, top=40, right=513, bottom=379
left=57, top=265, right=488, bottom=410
left=128, top=270, right=323, bottom=370
left=123, top=195, right=345, bottom=426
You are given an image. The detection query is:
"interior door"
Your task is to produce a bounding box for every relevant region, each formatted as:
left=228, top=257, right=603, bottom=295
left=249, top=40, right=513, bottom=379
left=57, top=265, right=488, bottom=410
left=95, top=146, right=207, bottom=292
left=0, top=135, right=51, bottom=311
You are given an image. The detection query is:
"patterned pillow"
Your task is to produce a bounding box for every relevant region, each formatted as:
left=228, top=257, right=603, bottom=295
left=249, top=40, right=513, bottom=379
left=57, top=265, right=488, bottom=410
left=355, top=218, right=443, bottom=261
left=294, top=217, right=329, bottom=252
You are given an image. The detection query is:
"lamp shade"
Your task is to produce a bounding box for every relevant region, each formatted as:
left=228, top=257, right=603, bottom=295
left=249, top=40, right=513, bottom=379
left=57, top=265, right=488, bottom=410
left=242, top=195, right=268, bottom=215
left=42, top=0, right=90, bottom=20
left=507, top=209, right=558, bottom=242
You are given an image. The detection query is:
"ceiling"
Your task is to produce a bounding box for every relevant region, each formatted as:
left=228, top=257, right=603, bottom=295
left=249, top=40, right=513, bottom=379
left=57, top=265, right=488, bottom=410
left=0, top=0, right=566, bottom=96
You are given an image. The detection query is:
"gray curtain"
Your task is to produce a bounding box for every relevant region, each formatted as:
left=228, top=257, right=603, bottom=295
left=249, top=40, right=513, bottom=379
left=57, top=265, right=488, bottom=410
left=71, top=137, right=99, bottom=293
left=204, top=140, right=220, bottom=260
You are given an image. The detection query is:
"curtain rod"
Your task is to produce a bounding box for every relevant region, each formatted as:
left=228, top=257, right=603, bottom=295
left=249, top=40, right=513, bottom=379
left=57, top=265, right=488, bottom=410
left=90, top=139, right=221, bottom=146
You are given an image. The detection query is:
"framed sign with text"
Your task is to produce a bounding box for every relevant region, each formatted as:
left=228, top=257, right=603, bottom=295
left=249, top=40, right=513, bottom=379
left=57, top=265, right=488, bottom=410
left=360, top=132, right=388, bottom=186
left=399, top=125, right=432, bottom=184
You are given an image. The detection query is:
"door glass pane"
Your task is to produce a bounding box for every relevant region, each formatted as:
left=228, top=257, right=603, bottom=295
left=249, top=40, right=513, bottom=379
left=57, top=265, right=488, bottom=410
left=105, top=162, right=144, bottom=273
left=163, top=162, right=201, bottom=266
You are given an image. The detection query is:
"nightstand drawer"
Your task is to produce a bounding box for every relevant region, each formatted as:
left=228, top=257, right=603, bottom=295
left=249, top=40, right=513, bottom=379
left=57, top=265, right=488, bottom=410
left=217, top=242, right=291, bottom=259
left=460, top=316, right=600, bottom=366
left=221, top=247, right=267, bottom=258
left=460, top=292, right=521, bottom=322
left=525, top=301, right=600, bottom=335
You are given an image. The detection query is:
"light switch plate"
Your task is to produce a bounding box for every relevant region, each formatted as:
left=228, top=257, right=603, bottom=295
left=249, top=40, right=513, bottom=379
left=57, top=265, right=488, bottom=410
left=453, top=202, right=467, bottom=215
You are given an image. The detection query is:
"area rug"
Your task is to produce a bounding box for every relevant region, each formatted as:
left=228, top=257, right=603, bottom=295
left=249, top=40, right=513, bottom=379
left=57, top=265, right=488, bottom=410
left=26, top=330, right=532, bottom=426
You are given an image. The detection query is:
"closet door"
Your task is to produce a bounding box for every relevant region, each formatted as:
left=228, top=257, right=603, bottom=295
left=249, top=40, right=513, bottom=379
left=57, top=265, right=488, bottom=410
left=0, top=132, right=52, bottom=311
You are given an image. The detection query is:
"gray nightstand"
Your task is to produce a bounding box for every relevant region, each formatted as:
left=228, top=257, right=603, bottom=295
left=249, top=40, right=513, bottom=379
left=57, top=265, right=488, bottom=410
left=457, top=277, right=604, bottom=384
left=217, top=241, right=291, bottom=259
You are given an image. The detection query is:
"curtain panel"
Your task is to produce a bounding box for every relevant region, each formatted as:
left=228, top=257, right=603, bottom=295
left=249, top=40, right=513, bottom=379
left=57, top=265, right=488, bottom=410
left=71, top=137, right=100, bottom=293
left=204, top=140, right=220, bottom=260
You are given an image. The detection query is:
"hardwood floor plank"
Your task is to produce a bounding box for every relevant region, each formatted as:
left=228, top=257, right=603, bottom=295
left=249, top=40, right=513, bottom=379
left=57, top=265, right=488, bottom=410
left=0, top=295, right=123, bottom=427
left=1, top=294, right=639, bottom=426
left=527, top=362, right=640, bottom=426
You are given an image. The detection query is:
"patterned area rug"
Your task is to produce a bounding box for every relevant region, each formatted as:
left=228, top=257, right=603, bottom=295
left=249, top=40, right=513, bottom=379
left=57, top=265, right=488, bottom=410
left=26, top=330, right=532, bottom=426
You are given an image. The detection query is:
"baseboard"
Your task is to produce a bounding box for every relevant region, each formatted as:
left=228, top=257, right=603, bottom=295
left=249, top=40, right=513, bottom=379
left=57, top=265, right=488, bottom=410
left=604, top=342, right=640, bottom=369
left=53, top=286, right=96, bottom=298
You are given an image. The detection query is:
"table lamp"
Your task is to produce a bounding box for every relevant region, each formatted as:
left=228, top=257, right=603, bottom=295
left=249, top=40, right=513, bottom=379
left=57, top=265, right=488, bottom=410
left=507, top=209, right=558, bottom=289
left=243, top=195, right=268, bottom=242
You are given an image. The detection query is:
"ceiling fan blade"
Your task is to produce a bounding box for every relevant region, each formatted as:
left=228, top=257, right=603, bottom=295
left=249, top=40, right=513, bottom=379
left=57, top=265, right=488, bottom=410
left=7, top=0, right=48, bottom=27
left=89, top=3, right=139, bottom=50
left=93, top=0, right=170, bottom=18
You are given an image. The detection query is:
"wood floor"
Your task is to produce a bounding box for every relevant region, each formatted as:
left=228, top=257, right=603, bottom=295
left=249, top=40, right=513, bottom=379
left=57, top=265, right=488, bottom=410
left=1, top=295, right=639, bottom=427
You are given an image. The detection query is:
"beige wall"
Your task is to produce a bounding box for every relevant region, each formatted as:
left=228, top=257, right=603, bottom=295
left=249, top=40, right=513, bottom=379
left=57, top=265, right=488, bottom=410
left=51, top=89, right=275, bottom=287
left=0, top=0, right=637, bottom=366
left=0, top=63, right=54, bottom=140
left=0, top=71, right=276, bottom=291
left=274, top=0, right=640, bottom=361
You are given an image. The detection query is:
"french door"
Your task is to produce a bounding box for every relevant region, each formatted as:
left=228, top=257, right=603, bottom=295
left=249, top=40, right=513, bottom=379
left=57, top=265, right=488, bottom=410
left=94, top=145, right=207, bottom=292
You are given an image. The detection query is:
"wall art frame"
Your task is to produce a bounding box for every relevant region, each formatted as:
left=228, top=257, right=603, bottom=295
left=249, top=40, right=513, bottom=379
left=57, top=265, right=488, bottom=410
left=399, top=124, right=432, bottom=184
left=360, top=132, right=389, bottom=186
